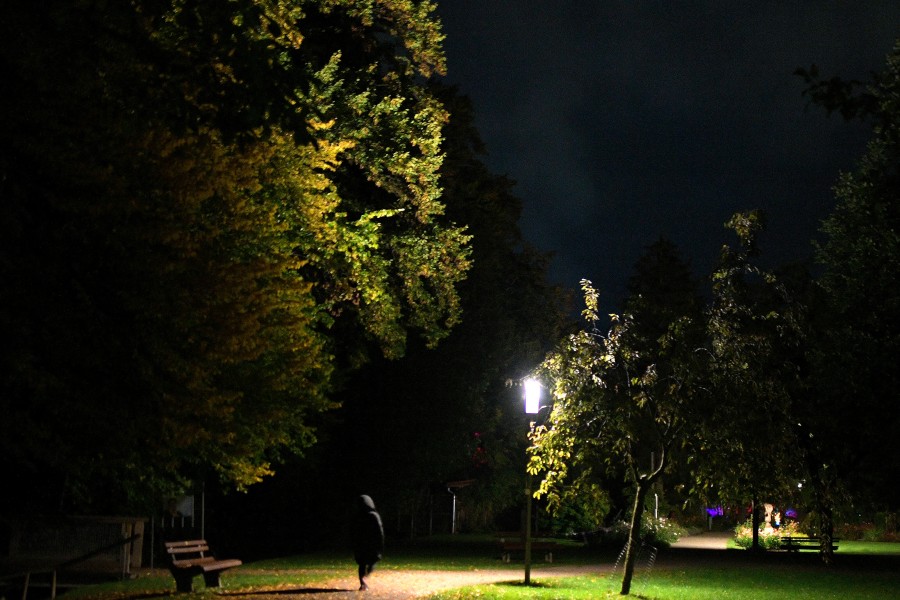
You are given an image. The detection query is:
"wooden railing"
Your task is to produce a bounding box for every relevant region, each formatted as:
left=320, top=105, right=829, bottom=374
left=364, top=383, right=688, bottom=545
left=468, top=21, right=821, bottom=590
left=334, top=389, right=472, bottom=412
left=2, top=533, right=141, bottom=600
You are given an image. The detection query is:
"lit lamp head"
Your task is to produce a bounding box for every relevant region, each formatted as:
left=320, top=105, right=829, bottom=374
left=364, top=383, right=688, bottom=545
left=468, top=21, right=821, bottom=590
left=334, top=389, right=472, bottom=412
left=524, top=378, right=541, bottom=414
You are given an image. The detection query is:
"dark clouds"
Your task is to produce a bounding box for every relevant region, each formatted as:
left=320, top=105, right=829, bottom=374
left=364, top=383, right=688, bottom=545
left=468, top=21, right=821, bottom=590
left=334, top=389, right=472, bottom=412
left=436, top=1, right=900, bottom=308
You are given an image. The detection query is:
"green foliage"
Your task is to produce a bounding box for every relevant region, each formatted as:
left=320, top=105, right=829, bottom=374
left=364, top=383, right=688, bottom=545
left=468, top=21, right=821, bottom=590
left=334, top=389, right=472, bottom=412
left=529, top=260, right=704, bottom=593
left=646, top=516, right=688, bottom=547
left=795, top=64, right=880, bottom=122
left=294, top=88, right=567, bottom=536
left=528, top=247, right=704, bottom=515
left=692, top=212, right=805, bottom=507
left=831, top=511, right=900, bottom=542
left=540, top=483, right=612, bottom=537
left=0, top=0, right=471, bottom=513
left=732, top=519, right=802, bottom=550
left=812, top=40, right=900, bottom=511
left=624, top=237, right=704, bottom=346
left=590, top=515, right=686, bottom=550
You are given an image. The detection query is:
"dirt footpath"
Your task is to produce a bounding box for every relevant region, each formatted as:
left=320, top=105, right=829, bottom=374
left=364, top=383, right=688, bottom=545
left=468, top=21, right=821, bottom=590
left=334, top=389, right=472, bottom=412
left=669, top=530, right=731, bottom=550
left=220, top=533, right=730, bottom=599
left=223, top=564, right=611, bottom=599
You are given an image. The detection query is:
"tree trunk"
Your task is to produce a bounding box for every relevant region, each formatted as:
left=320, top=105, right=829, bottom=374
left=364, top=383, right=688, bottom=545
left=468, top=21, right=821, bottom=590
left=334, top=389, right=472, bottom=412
left=619, top=478, right=650, bottom=595
left=751, top=497, right=761, bottom=551
left=814, top=476, right=835, bottom=565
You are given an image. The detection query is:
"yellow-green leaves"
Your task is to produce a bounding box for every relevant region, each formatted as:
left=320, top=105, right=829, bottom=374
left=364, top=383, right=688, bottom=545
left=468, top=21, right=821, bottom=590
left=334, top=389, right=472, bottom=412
left=0, top=0, right=470, bottom=511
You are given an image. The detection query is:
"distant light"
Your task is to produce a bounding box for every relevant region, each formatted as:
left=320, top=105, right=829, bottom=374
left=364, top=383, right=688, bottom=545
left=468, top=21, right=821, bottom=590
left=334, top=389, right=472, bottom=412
left=524, top=378, right=541, bottom=414
left=797, top=482, right=803, bottom=489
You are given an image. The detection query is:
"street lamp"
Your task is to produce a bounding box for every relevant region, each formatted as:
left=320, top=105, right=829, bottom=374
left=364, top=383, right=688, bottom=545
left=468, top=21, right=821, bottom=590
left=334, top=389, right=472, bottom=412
left=522, top=377, right=541, bottom=585
left=524, top=378, right=541, bottom=415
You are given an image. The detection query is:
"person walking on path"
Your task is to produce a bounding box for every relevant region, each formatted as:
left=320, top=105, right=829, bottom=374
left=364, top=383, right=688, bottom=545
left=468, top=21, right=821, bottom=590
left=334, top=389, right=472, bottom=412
left=351, top=494, right=384, bottom=591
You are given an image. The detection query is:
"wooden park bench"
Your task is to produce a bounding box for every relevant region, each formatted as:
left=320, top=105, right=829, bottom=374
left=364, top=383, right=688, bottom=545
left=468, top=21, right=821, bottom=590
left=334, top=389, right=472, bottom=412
left=164, top=540, right=242, bottom=592
left=779, top=535, right=840, bottom=552
left=495, top=531, right=561, bottom=563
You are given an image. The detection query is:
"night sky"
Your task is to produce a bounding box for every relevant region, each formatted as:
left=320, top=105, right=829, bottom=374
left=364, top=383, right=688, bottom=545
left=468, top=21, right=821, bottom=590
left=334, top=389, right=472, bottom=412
left=436, top=1, right=900, bottom=309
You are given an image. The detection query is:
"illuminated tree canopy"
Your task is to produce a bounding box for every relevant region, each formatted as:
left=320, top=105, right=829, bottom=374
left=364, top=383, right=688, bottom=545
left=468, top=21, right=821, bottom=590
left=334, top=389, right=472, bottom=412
left=530, top=261, right=705, bottom=594
left=0, top=0, right=470, bottom=512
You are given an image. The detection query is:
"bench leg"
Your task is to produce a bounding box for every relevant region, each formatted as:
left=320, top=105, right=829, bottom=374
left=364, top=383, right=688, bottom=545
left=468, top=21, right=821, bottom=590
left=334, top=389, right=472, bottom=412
left=172, top=572, right=194, bottom=593
left=203, top=571, right=223, bottom=588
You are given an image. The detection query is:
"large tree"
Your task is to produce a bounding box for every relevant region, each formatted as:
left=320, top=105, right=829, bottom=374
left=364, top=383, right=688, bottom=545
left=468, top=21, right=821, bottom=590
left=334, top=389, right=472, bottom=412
left=694, top=212, right=809, bottom=553
left=807, top=41, right=900, bottom=515
left=0, top=1, right=470, bottom=513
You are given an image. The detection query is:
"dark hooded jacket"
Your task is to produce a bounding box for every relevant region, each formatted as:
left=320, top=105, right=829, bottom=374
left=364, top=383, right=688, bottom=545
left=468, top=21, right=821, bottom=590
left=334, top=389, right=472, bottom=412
left=351, top=495, right=384, bottom=565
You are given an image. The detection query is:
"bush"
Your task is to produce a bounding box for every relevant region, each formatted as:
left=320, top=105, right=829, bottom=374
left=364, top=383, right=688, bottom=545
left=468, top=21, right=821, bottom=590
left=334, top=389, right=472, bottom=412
left=586, top=514, right=686, bottom=549
left=643, top=515, right=687, bottom=547
left=733, top=519, right=802, bottom=550
left=835, top=522, right=871, bottom=540
left=548, top=487, right=611, bottom=537
left=834, top=512, right=899, bottom=542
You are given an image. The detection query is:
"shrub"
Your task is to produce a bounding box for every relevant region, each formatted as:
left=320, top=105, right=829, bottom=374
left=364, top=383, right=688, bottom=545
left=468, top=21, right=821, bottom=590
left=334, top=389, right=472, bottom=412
left=832, top=511, right=899, bottom=541
left=733, top=519, right=802, bottom=550
left=835, top=522, right=872, bottom=541
left=586, top=514, right=686, bottom=549
left=643, top=515, right=687, bottom=547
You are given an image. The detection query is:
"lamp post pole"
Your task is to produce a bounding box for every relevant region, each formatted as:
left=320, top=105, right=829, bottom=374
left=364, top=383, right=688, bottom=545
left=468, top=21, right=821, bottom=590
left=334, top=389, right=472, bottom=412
left=524, top=472, right=533, bottom=585
left=523, top=378, right=541, bottom=586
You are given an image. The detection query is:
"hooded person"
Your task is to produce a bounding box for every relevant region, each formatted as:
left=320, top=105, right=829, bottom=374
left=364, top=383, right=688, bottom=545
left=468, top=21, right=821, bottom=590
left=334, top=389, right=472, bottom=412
left=351, top=495, right=384, bottom=591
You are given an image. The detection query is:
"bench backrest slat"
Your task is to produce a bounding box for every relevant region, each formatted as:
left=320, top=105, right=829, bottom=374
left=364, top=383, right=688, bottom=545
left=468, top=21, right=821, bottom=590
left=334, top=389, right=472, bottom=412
left=165, top=540, right=208, bottom=548
left=167, top=545, right=209, bottom=554
left=172, top=556, right=217, bottom=567
left=165, top=539, right=212, bottom=562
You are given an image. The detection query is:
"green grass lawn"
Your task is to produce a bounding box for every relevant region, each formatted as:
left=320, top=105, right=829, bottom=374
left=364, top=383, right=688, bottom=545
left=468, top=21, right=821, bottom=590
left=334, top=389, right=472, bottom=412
left=427, top=567, right=900, bottom=600
left=52, top=536, right=900, bottom=600
left=429, top=565, right=900, bottom=600
left=426, top=539, right=900, bottom=600
left=837, top=540, right=900, bottom=555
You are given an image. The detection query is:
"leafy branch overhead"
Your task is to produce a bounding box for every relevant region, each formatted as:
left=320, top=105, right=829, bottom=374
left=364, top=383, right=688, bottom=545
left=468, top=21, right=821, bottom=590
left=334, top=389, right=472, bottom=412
left=0, top=0, right=470, bottom=511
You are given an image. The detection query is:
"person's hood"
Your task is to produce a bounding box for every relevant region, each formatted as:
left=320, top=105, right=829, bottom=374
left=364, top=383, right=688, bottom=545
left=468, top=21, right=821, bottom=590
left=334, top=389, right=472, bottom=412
left=358, top=495, right=376, bottom=512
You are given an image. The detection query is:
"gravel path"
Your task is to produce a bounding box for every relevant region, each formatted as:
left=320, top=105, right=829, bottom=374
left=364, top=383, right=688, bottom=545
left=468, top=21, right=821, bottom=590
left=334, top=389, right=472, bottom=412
left=222, top=564, right=612, bottom=599
left=669, top=530, right=731, bottom=550
left=219, top=533, right=731, bottom=598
